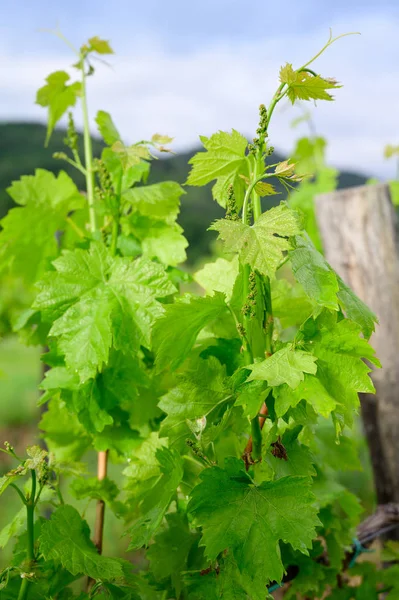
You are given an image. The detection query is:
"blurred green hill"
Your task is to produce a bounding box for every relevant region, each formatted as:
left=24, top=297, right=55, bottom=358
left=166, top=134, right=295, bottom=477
left=0, top=122, right=368, bottom=262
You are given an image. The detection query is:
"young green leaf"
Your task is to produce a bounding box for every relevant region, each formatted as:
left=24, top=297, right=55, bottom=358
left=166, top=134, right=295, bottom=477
left=102, top=147, right=150, bottom=193
left=96, top=110, right=121, bottom=145
left=210, top=203, right=303, bottom=278
left=280, top=64, right=341, bottom=104
left=186, top=130, right=249, bottom=206
left=36, top=71, right=81, bottom=145
left=111, top=140, right=152, bottom=168
left=87, top=36, right=114, bottom=55
left=247, top=346, right=317, bottom=388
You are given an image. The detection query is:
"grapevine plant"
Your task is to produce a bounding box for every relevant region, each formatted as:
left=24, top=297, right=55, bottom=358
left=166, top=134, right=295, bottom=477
left=0, top=31, right=389, bottom=599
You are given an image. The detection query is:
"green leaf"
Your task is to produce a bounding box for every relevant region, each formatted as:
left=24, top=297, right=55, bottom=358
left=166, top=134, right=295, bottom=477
left=0, top=471, right=24, bottom=497
left=123, top=432, right=167, bottom=486
left=289, top=235, right=377, bottom=338
left=39, top=397, right=92, bottom=461
left=41, top=367, right=113, bottom=434
left=70, top=477, right=123, bottom=514
left=65, top=378, right=114, bottom=433
left=0, top=487, right=54, bottom=549
left=210, top=203, right=303, bottom=278
left=247, top=346, right=317, bottom=388
left=96, top=110, right=120, bottom=145
left=39, top=504, right=128, bottom=581
left=234, top=377, right=269, bottom=419
left=314, top=424, right=362, bottom=472
left=336, top=275, right=377, bottom=340
left=102, top=148, right=150, bottom=193
left=127, top=214, right=188, bottom=266
left=289, top=234, right=339, bottom=310
left=271, top=279, right=314, bottom=330
left=147, top=513, right=197, bottom=596
left=151, top=133, right=174, bottom=146
left=280, top=64, right=341, bottom=104
left=87, top=36, right=114, bottom=54
left=254, top=180, right=277, bottom=197
left=36, top=71, right=81, bottom=145
left=194, top=256, right=239, bottom=302
left=273, top=374, right=337, bottom=419
left=111, top=141, right=152, bottom=168
left=158, top=357, right=230, bottom=448
left=265, top=426, right=316, bottom=479
left=1, top=170, right=84, bottom=283
left=34, top=243, right=176, bottom=381
left=128, top=447, right=184, bottom=549
left=186, top=130, right=249, bottom=206
left=188, top=457, right=320, bottom=595
left=183, top=555, right=250, bottom=600
left=0, top=506, right=26, bottom=549
left=42, top=350, right=151, bottom=434
left=123, top=182, right=185, bottom=222
left=304, top=315, right=379, bottom=426
left=153, top=292, right=228, bottom=372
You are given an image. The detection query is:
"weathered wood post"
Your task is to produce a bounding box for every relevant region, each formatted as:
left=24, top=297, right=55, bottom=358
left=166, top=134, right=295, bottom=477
left=315, top=183, right=399, bottom=504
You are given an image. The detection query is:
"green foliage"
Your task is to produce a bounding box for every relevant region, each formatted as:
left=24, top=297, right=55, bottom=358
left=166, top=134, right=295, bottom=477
left=186, top=130, right=249, bottom=206
left=34, top=243, right=175, bottom=382
left=40, top=505, right=128, bottom=581
left=210, top=203, right=303, bottom=278
left=0, top=30, right=387, bottom=600
left=153, top=292, right=228, bottom=372
left=247, top=346, right=317, bottom=388
left=189, top=458, right=319, bottom=594
left=36, top=71, right=82, bottom=146
left=280, top=63, right=341, bottom=103
left=0, top=169, right=84, bottom=283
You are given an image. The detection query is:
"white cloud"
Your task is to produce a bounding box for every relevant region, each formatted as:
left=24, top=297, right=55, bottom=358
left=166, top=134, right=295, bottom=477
left=1, top=14, right=398, bottom=179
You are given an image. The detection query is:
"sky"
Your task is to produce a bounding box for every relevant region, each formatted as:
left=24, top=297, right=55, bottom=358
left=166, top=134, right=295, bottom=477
left=1, top=0, right=399, bottom=178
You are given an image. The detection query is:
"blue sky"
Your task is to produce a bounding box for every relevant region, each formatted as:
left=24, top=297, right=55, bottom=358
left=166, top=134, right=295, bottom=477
left=1, top=1, right=399, bottom=177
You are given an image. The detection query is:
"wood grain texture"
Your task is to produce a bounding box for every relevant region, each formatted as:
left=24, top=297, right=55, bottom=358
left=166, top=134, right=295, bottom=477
left=315, top=183, right=399, bottom=503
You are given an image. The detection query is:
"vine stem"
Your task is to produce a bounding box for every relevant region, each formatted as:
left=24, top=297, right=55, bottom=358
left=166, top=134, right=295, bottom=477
left=79, top=51, right=109, bottom=587
left=93, top=450, right=108, bottom=553
left=17, top=470, right=36, bottom=600
left=87, top=450, right=108, bottom=591
left=80, top=54, right=97, bottom=234
left=242, top=96, right=281, bottom=468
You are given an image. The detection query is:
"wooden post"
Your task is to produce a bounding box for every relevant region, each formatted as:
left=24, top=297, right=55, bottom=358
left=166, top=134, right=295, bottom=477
left=315, top=183, right=399, bottom=504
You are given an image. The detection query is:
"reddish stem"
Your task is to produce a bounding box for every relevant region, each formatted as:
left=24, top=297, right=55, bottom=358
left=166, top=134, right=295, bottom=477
left=242, top=403, right=269, bottom=469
